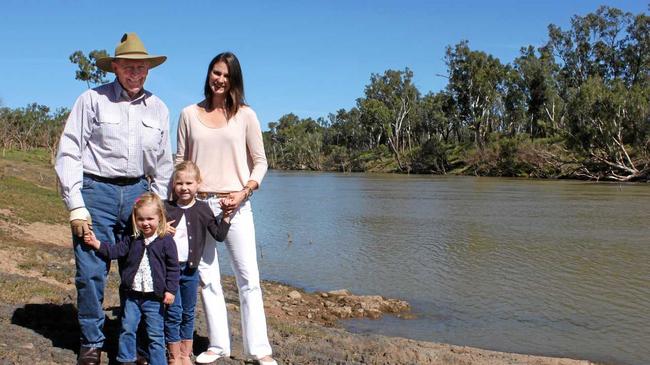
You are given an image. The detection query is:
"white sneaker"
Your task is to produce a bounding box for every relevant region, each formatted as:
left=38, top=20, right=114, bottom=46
left=195, top=350, right=224, bottom=364
left=257, top=355, right=278, bottom=365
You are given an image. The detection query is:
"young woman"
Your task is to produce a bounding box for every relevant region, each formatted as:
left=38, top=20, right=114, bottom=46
left=175, top=52, right=275, bottom=365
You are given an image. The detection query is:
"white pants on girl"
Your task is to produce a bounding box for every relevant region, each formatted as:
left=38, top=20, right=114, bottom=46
left=198, top=198, right=272, bottom=358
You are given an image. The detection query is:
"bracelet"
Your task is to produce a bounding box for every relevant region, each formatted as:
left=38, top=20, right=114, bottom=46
left=243, top=186, right=253, bottom=198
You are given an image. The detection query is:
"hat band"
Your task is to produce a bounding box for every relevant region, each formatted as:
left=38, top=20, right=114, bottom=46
left=115, top=51, right=150, bottom=57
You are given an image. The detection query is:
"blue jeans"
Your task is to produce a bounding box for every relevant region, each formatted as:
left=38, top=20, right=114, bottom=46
left=74, top=176, right=148, bottom=347
left=117, top=294, right=166, bottom=365
left=165, top=263, right=199, bottom=342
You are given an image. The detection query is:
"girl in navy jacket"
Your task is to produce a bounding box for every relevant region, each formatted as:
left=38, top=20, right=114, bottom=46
left=84, top=192, right=179, bottom=365
left=164, top=161, right=230, bottom=364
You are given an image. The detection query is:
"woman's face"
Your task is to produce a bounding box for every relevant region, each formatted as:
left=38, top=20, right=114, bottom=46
left=209, top=61, right=230, bottom=97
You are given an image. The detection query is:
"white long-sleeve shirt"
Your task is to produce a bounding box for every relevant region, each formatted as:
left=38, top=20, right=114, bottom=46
left=55, top=80, right=173, bottom=209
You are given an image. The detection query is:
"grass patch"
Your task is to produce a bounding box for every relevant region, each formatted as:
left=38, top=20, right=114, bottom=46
left=0, top=175, right=67, bottom=224
left=268, top=317, right=328, bottom=339
left=1, top=148, right=51, bottom=166
left=0, top=273, right=72, bottom=305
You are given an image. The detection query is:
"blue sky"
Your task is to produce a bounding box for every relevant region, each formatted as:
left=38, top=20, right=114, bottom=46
left=0, top=1, right=646, bottom=140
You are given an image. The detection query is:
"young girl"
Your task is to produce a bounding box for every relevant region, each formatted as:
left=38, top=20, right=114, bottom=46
left=164, top=161, right=231, bottom=364
left=84, top=192, right=179, bottom=365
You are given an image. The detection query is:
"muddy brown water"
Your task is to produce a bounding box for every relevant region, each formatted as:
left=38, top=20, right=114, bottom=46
left=214, top=171, right=649, bottom=365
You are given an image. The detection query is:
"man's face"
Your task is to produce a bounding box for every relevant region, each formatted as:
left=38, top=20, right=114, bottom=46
left=112, top=59, right=149, bottom=98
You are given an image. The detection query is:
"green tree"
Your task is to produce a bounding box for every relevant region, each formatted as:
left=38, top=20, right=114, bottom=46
left=566, top=76, right=649, bottom=181
left=69, top=49, right=110, bottom=88
left=445, top=41, right=506, bottom=150
left=358, top=68, right=420, bottom=170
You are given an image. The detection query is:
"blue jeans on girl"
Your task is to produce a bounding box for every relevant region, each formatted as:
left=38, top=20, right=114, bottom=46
left=117, top=293, right=166, bottom=365
left=165, top=263, right=200, bottom=342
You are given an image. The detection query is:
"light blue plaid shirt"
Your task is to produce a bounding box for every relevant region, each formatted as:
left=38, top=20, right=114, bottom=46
left=55, top=80, right=173, bottom=210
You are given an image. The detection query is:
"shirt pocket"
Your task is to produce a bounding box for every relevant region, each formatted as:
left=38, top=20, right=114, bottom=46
left=92, top=113, right=122, bottom=147
left=141, top=118, right=163, bottom=151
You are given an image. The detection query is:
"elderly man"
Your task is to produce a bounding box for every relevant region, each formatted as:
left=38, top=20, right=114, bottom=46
left=55, top=33, right=172, bottom=365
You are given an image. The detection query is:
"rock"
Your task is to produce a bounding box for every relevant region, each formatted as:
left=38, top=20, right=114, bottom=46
left=28, top=296, right=46, bottom=304
left=288, top=290, right=302, bottom=300
left=320, top=292, right=329, bottom=298
left=328, top=289, right=351, bottom=297
left=323, top=301, right=336, bottom=308
left=366, top=309, right=382, bottom=319
left=226, top=303, right=239, bottom=312
left=331, top=306, right=352, bottom=319
left=20, top=342, right=35, bottom=349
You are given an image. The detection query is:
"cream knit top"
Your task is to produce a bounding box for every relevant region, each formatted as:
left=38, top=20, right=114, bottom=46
left=175, top=104, right=268, bottom=192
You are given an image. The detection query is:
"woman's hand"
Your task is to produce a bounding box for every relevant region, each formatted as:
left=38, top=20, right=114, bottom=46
left=221, top=192, right=245, bottom=215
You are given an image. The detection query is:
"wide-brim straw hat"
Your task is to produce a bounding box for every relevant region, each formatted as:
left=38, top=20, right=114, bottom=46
left=96, top=32, right=166, bottom=73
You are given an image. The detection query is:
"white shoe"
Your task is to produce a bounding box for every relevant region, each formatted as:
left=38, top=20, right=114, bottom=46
left=195, top=350, right=224, bottom=364
left=257, top=355, right=278, bottom=365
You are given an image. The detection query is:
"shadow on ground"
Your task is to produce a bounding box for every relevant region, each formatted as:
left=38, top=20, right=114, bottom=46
left=10, top=303, right=212, bottom=365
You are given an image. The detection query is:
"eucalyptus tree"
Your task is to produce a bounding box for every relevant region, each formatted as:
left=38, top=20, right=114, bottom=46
left=418, top=92, right=453, bottom=143
left=69, top=49, right=110, bottom=88
left=358, top=68, right=420, bottom=170
left=510, top=45, right=564, bottom=138
left=445, top=41, right=506, bottom=150
left=567, top=76, right=648, bottom=181
left=546, top=6, right=649, bottom=180
left=265, top=113, right=325, bottom=170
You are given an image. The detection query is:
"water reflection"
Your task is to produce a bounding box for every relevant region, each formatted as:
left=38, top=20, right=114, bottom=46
left=216, top=171, right=649, bottom=365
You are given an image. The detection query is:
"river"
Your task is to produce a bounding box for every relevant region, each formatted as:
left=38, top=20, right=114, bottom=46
left=215, top=171, right=649, bottom=365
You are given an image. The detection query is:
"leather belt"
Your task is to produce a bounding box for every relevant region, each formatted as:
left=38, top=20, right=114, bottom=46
left=196, top=192, right=231, bottom=199
left=84, top=173, right=145, bottom=186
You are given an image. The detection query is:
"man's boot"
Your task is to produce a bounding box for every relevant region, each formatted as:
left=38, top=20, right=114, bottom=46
left=78, top=346, right=100, bottom=365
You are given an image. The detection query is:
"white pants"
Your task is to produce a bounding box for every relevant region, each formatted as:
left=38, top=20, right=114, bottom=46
left=198, top=198, right=272, bottom=358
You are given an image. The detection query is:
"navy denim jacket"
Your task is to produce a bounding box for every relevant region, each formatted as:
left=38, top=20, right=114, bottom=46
left=97, top=234, right=180, bottom=300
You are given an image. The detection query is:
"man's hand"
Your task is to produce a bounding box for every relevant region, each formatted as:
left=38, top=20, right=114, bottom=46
left=70, top=207, right=93, bottom=238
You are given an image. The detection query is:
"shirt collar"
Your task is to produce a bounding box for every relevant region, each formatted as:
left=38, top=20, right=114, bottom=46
left=112, top=79, right=148, bottom=105
left=144, top=234, right=158, bottom=246
left=177, top=200, right=196, bottom=209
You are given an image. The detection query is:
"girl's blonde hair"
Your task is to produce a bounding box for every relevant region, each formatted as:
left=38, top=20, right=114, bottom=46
left=131, top=192, right=168, bottom=238
left=173, top=160, right=202, bottom=184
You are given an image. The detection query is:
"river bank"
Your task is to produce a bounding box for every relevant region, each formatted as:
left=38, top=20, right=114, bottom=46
left=0, top=154, right=600, bottom=364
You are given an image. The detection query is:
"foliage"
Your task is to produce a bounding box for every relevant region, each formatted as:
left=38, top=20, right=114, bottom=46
left=0, top=104, right=69, bottom=163
left=69, top=49, right=110, bottom=88
left=260, top=5, right=647, bottom=181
